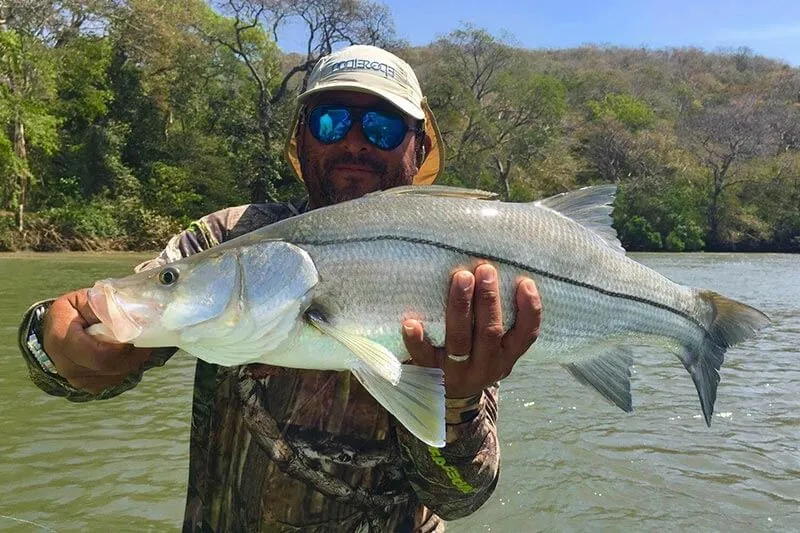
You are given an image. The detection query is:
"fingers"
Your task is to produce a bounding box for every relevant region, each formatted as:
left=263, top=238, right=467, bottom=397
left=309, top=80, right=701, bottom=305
left=471, top=264, right=504, bottom=360
left=401, top=265, right=542, bottom=398
left=500, top=278, right=542, bottom=376
left=445, top=270, right=475, bottom=358
left=401, top=319, right=438, bottom=368
left=42, top=289, right=152, bottom=386
left=403, top=269, right=477, bottom=368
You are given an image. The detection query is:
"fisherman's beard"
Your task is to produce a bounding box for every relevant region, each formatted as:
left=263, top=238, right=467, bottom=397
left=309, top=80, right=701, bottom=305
left=303, top=152, right=416, bottom=206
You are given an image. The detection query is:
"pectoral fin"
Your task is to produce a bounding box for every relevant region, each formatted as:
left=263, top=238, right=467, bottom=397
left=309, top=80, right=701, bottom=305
left=562, top=346, right=634, bottom=412
left=304, top=310, right=445, bottom=446
left=352, top=363, right=446, bottom=447
left=305, top=310, right=401, bottom=385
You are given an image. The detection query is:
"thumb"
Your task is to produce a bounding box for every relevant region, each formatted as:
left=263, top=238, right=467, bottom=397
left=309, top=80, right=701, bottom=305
left=401, top=319, right=439, bottom=368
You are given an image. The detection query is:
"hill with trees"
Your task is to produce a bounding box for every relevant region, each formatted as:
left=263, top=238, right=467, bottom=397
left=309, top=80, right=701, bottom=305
left=2, top=1, right=798, bottom=252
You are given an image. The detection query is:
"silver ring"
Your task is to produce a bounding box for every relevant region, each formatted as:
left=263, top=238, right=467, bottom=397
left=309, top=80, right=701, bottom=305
left=447, top=353, right=471, bottom=363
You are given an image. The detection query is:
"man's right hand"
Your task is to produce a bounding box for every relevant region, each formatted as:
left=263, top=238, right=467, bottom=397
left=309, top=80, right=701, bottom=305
left=42, top=289, right=153, bottom=394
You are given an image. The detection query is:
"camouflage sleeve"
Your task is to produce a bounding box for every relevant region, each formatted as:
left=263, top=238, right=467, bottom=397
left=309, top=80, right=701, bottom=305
left=20, top=202, right=302, bottom=401
left=395, top=385, right=500, bottom=520
left=18, top=299, right=176, bottom=402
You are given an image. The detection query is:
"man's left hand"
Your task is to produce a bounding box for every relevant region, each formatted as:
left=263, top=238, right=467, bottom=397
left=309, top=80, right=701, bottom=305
left=402, top=263, right=542, bottom=399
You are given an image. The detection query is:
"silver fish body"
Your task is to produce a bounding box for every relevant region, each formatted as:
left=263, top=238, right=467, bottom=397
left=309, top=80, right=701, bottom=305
left=87, top=186, right=770, bottom=446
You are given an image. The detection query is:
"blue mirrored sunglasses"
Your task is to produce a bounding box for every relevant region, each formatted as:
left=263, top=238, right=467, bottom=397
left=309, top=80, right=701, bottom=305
left=307, top=105, right=422, bottom=151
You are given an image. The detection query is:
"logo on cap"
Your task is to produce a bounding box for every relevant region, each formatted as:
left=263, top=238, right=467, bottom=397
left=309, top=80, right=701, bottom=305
left=320, top=58, right=411, bottom=86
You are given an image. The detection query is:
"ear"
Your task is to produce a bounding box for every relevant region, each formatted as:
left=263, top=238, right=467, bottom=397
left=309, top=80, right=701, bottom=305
left=295, top=116, right=306, bottom=154
left=416, top=132, right=432, bottom=167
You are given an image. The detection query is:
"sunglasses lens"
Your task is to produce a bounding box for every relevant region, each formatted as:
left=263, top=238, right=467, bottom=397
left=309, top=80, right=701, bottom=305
left=309, top=106, right=352, bottom=144
left=362, top=110, right=407, bottom=150
left=308, top=106, right=410, bottom=150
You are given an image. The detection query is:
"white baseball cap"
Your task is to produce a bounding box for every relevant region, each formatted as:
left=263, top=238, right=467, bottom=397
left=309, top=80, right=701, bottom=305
left=285, top=45, right=444, bottom=185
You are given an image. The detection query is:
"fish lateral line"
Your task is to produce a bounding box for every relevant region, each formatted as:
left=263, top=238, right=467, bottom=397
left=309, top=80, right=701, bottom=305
left=293, top=234, right=706, bottom=331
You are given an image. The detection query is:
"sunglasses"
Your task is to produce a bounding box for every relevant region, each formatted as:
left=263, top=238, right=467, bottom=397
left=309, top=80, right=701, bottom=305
left=306, top=105, right=423, bottom=151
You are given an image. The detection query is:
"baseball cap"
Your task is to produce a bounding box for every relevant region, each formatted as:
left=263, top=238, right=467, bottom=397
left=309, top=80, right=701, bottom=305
left=285, top=45, right=444, bottom=185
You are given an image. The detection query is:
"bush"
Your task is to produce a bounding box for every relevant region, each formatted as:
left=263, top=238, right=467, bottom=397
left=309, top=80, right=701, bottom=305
left=620, top=215, right=663, bottom=251
left=665, top=222, right=705, bottom=252
left=116, top=198, right=182, bottom=250
left=664, top=231, right=684, bottom=251
left=43, top=199, right=123, bottom=240
left=0, top=214, right=17, bottom=251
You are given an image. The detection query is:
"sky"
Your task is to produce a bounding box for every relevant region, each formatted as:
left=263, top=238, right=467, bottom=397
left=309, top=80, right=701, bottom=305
left=277, top=0, right=800, bottom=66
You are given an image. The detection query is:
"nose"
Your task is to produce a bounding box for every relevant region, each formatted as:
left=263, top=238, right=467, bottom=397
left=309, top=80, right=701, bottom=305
left=341, top=119, right=370, bottom=153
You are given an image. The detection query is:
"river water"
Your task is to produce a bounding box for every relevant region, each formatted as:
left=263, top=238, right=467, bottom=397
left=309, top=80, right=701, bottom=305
left=0, top=252, right=798, bottom=532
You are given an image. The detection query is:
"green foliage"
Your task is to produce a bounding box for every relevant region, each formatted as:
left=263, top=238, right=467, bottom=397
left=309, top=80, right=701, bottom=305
left=1, top=8, right=797, bottom=252
left=144, top=163, right=204, bottom=223
left=665, top=222, right=705, bottom=252
left=0, top=214, right=17, bottom=251
left=587, top=93, right=655, bottom=132
left=44, top=199, right=123, bottom=240
left=56, top=37, right=114, bottom=128
left=620, top=216, right=663, bottom=251
left=0, top=28, right=60, bottom=210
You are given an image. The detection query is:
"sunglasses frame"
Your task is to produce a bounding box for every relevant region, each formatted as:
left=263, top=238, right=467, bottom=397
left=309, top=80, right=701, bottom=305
left=303, top=104, right=424, bottom=151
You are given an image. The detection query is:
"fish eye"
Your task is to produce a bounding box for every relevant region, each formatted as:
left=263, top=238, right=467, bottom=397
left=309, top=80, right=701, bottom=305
left=158, top=267, right=180, bottom=286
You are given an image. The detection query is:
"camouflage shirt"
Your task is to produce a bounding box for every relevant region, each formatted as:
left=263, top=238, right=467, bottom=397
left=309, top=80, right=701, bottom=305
left=20, top=202, right=501, bottom=533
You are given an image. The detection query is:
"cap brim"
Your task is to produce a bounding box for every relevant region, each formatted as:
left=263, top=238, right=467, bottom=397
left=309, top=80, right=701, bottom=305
left=298, top=80, right=425, bottom=120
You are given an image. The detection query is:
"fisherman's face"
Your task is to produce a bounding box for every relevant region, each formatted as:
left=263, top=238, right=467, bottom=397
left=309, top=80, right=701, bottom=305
left=298, top=91, right=423, bottom=208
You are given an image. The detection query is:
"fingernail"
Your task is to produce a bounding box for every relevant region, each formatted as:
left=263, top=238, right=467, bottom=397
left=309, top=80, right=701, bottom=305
left=481, top=265, right=496, bottom=284
left=403, top=320, right=420, bottom=335
left=456, top=271, right=472, bottom=291
left=522, top=279, right=535, bottom=295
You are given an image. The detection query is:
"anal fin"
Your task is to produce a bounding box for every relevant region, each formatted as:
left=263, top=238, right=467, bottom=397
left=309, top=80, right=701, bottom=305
left=563, top=346, right=634, bottom=412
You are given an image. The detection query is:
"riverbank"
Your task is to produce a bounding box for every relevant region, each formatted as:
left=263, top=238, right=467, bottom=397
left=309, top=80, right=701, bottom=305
left=0, top=212, right=180, bottom=253
left=2, top=228, right=797, bottom=254
left=2, top=210, right=798, bottom=254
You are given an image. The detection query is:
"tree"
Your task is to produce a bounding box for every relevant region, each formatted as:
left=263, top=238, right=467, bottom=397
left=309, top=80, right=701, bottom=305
left=680, top=96, right=779, bottom=248
left=0, top=25, right=59, bottom=229
left=488, top=71, right=565, bottom=199
left=423, top=27, right=565, bottom=199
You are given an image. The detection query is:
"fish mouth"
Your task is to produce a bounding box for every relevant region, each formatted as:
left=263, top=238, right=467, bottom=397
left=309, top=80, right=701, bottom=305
left=87, top=282, right=143, bottom=343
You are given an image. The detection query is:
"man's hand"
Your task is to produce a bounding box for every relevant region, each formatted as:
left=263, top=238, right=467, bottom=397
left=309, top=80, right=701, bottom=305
left=42, top=289, right=153, bottom=394
left=402, top=264, right=541, bottom=399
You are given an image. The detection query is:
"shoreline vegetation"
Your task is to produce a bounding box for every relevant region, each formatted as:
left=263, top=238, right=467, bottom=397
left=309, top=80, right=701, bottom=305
left=2, top=2, right=799, bottom=254
left=1, top=210, right=797, bottom=254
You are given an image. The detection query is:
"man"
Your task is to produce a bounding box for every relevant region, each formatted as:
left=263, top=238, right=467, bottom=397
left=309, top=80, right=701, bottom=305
left=18, top=45, right=542, bottom=532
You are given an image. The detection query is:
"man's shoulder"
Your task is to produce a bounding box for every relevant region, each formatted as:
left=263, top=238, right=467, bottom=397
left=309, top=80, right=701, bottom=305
left=205, top=199, right=308, bottom=242
left=134, top=199, right=307, bottom=271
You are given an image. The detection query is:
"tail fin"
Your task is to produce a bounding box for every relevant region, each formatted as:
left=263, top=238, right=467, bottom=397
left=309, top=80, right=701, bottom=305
left=683, top=291, right=770, bottom=426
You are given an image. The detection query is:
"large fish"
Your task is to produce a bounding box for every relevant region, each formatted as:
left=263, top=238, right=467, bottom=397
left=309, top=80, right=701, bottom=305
left=86, top=185, right=770, bottom=447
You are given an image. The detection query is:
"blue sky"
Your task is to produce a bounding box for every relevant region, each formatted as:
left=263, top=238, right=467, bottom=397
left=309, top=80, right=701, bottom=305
left=278, top=0, right=800, bottom=66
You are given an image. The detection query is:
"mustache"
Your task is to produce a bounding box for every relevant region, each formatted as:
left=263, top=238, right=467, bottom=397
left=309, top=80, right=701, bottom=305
left=323, top=153, right=387, bottom=176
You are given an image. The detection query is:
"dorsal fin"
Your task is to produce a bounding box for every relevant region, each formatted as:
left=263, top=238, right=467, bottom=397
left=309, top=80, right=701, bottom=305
left=535, top=185, right=624, bottom=254
left=368, top=185, right=499, bottom=201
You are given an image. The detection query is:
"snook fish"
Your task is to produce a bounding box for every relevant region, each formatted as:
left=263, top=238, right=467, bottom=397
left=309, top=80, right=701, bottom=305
left=86, top=185, right=770, bottom=447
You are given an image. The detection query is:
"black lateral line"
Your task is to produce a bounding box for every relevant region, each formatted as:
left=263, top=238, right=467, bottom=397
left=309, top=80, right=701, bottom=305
left=297, top=234, right=705, bottom=331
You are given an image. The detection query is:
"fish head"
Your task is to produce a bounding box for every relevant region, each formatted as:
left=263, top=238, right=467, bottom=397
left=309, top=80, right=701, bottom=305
left=87, top=251, right=241, bottom=347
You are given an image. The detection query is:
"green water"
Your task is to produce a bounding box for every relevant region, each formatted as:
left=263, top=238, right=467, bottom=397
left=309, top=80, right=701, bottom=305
left=1, top=252, right=798, bottom=532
